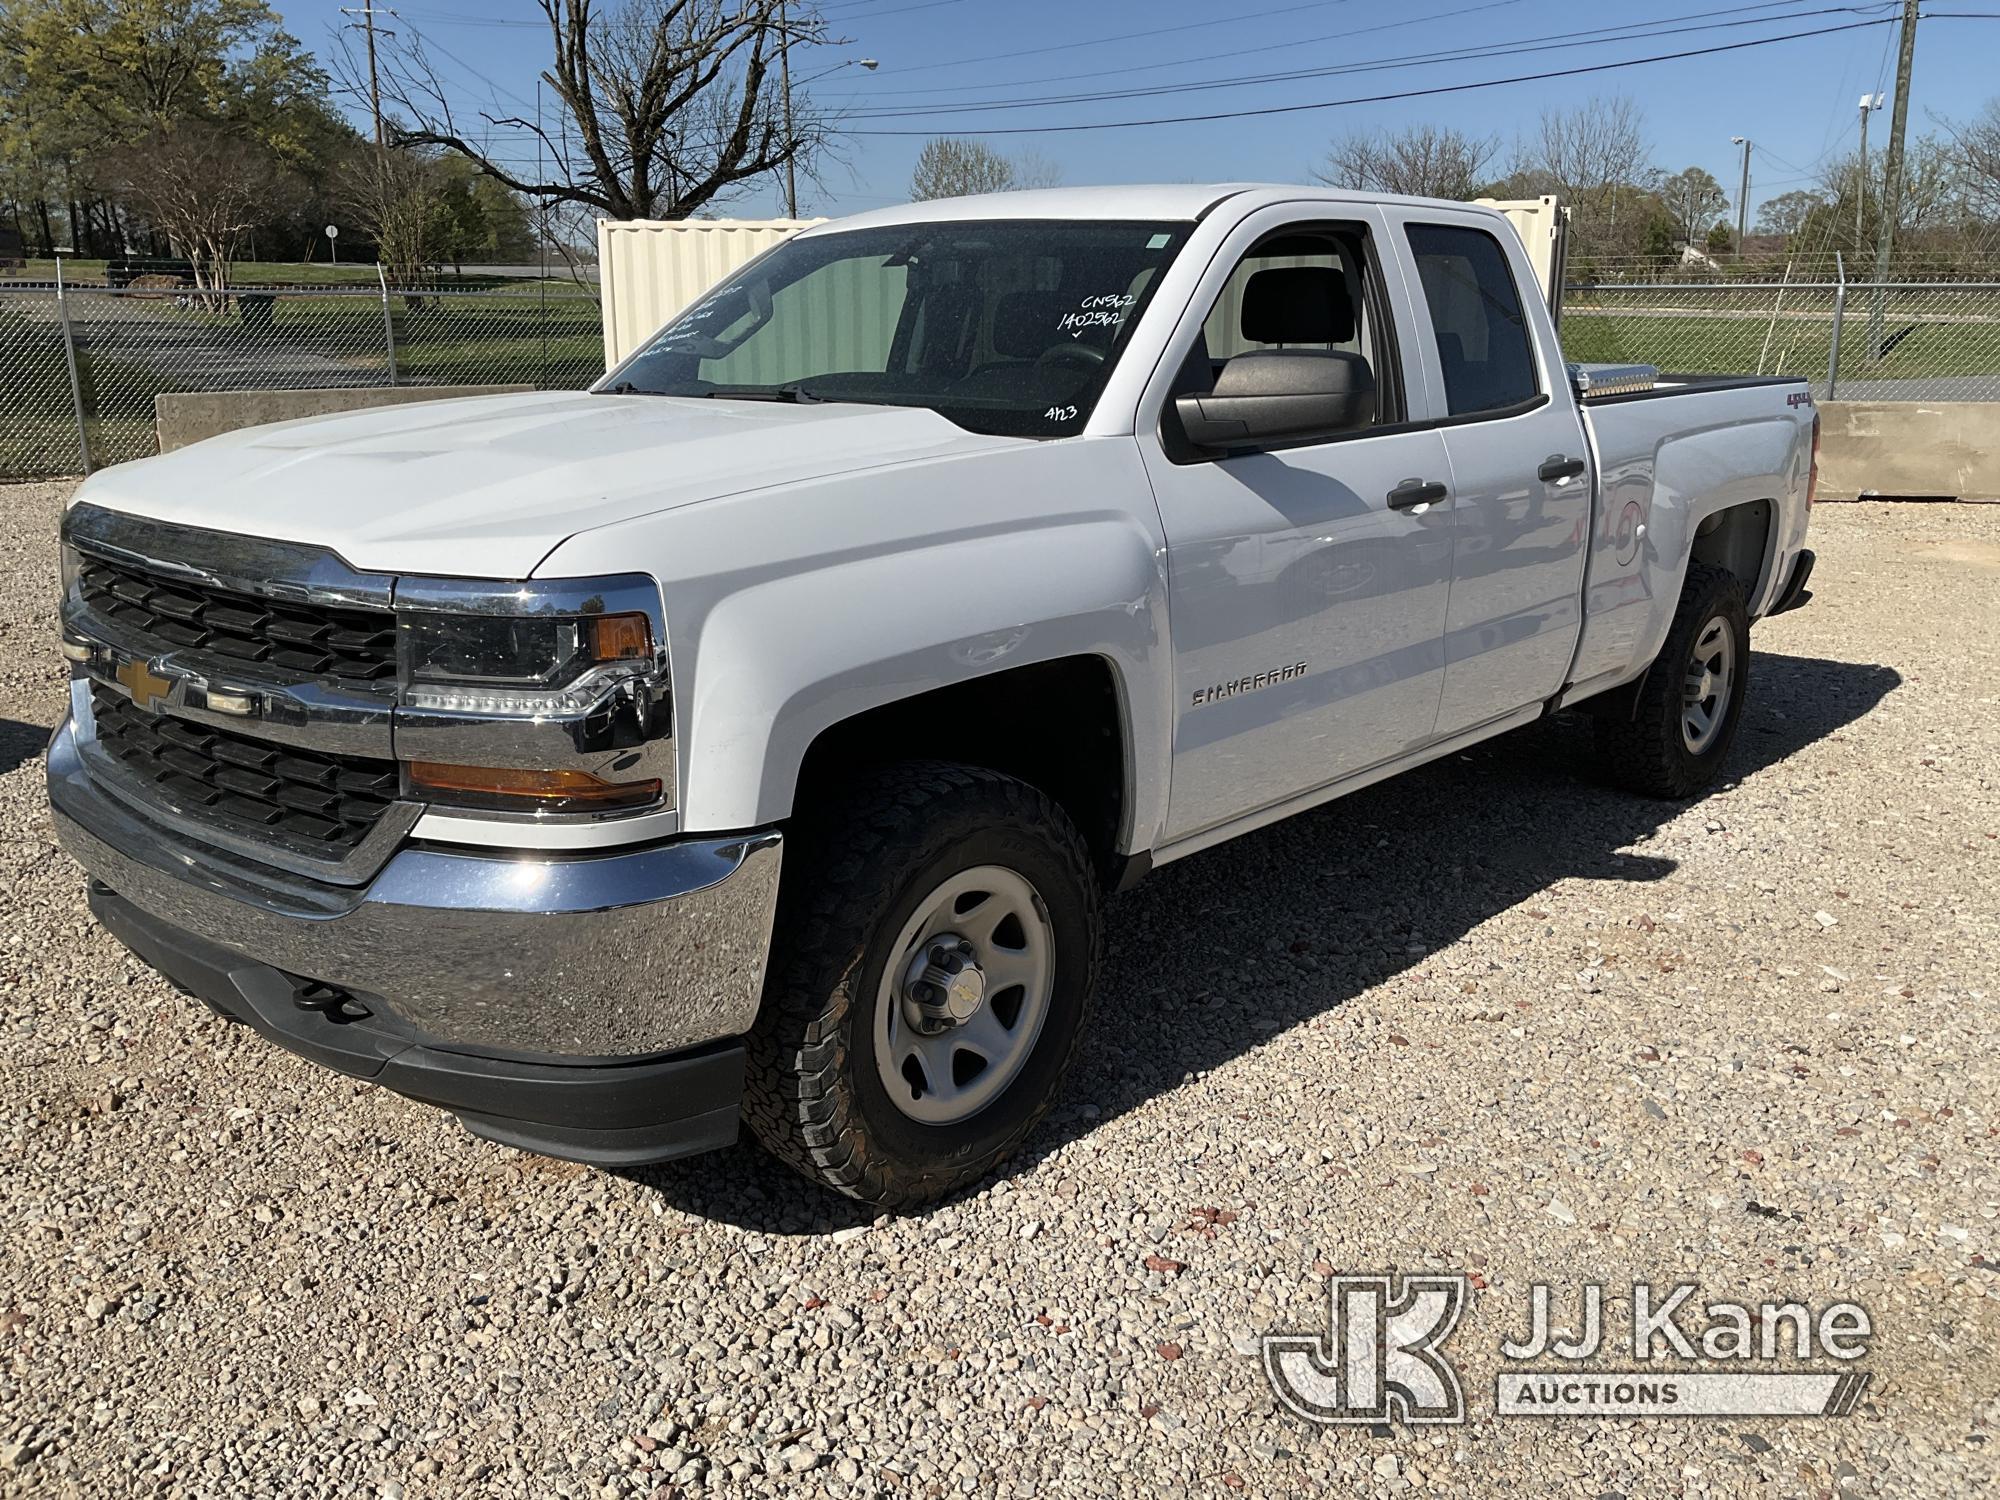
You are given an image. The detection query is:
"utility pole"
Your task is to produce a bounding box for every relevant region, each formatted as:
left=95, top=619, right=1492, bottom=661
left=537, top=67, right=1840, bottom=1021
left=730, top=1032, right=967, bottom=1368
left=777, top=0, right=798, bottom=218
left=1731, top=136, right=1751, bottom=260
left=1868, top=0, right=1921, bottom=358
left=341, top=6, right=390, bottom=150
left=1855, top=92, right=1883, bottom=249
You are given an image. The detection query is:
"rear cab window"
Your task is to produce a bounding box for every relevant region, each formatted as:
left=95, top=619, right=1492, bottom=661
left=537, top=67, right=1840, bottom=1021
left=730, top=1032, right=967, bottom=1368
left=1403, top=223, right=1542, bottom=418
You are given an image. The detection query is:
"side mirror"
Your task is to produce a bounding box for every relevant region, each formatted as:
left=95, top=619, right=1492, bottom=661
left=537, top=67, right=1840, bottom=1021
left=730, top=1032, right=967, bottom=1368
left=1174, top=350, right=1376, bottom=452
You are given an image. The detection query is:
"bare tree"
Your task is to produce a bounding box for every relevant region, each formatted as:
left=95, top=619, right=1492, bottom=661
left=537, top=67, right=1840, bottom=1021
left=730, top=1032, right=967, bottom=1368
left=1010, top=149, right=1064, bottom=192
left=1659, top=166, right=1727, bottom=246
left=336, top=147, right=448, bottom=286
left=383, top=0, right=824, bottom=221
left=1956, top=100, right=2000, bottom=217
left=1754, top=189, right=1827, bottom=239
left=1513, top=96, right=1654, bottom=223
left=1313, top=124, right=1497, bottom=200
left=102, top=121, right=298, bottom=295
left=910, top=138, right=1018, bottom=200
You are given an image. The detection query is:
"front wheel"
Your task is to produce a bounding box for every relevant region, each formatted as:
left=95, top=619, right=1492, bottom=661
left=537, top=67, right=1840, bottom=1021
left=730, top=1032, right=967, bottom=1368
left=743, top=762, right=1101, bottom=1208
left=1594, top=561, right=1751, bottom=798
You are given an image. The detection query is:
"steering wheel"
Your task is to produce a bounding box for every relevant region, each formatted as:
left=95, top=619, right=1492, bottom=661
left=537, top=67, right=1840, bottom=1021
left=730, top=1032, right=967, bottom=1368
left=1036, top=341, right=1106, bottom=372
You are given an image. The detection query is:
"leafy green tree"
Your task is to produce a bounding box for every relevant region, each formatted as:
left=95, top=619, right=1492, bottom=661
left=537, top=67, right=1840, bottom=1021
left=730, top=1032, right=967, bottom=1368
left=0, top=0, right=336, bottom=262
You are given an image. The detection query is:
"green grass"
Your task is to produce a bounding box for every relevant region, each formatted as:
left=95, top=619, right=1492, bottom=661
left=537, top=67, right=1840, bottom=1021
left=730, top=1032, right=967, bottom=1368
left=1562, top=301, right=2000, bottom=385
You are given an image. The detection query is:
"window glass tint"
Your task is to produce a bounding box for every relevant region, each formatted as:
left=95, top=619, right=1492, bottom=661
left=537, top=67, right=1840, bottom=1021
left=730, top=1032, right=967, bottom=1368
left=1404, top=224, right=1539, bottom=416
left=603, top=220, right=1190, bottom=439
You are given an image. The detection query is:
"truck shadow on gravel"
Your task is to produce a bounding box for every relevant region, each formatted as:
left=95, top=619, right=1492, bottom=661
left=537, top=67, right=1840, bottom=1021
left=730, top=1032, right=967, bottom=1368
left=0, top=718, right=48, bottom=777
left=626, top=650, right=1900, bottom=1232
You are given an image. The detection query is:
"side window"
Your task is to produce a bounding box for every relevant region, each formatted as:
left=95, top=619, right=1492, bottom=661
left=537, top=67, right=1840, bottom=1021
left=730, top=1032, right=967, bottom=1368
left=1202, top=238, right=1365, bottom=361
left=1184, top=227, right=1391, bottom=427
left=1403, top=223, right=1540, bottom=417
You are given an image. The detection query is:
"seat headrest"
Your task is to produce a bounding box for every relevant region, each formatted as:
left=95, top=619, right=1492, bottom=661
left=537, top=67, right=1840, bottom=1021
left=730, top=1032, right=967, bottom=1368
left=992, top=290, right=1076, bottom=359
left=1241, top=266, right=1356, bottom=345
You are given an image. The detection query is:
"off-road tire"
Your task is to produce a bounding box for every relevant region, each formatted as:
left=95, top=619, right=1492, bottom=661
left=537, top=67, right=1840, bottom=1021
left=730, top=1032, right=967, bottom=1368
left=1595, top=561, right=1751, bottom=798
left=743, top=762, right=1101, bottom=1209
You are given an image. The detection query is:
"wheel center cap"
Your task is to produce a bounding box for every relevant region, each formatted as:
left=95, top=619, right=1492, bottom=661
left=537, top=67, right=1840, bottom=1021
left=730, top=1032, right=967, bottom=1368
left=903, top=933, right=985, bottom=1032
left=941, top=967, right=986, bottom=1021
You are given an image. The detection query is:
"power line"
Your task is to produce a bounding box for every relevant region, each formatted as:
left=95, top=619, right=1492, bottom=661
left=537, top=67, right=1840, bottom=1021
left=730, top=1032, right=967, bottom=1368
left=863, top=0, right=1364, bottom=78
left=847, top=16, right=1906, bottom=136
left=827, top=0, right=1813, bottom=101
left=840, top=3, right=1890, bottom=119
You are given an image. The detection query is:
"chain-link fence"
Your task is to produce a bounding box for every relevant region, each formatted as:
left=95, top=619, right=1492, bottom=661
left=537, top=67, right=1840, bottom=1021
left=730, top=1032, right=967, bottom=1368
left=9, top=262, right=1999, bottom=480
left=1, top=269, right=603, bottom=480
left=1560, top=275, right=2000, bottom=402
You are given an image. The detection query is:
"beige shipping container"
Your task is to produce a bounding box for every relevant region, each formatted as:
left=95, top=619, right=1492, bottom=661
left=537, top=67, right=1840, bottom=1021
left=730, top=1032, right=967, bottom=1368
left=597, top=217, right=825, bottom=368
left=1474, top=195, right=1571, bottom=318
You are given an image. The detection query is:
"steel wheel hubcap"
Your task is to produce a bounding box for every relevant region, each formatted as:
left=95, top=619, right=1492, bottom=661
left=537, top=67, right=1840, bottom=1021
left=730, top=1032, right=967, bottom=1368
left=874, top=865, right=1054, bottom=1126
left=1681, top=615, right=1736, bottom=754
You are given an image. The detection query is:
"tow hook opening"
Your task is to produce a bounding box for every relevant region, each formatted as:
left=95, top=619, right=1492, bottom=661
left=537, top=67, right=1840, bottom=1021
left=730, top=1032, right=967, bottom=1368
left=288, top=978, right=373, bottom=1024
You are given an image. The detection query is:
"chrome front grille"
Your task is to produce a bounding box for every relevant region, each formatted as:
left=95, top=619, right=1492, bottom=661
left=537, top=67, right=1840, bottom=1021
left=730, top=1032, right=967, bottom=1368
left=90, top=684, right=399, bottom=853
left=76, top=553, right=398, bottom=684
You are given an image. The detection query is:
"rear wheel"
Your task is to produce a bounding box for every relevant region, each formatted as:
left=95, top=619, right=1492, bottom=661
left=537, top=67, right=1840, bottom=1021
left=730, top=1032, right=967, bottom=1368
left=1594, top=561, right=1750, bottom=798
left=743, top=762, right=1101, bottom=1208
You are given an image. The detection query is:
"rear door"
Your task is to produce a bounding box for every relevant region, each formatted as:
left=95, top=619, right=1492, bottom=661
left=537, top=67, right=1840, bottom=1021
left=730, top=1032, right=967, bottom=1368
left=1135, top=204, right=1456, bottom=846
left=1384, top=208, right=1592, bottom=737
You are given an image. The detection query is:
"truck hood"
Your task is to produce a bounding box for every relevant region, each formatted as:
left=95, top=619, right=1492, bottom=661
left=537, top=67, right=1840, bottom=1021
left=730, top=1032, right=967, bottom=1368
left=73, top=390, right=1019, bottom=577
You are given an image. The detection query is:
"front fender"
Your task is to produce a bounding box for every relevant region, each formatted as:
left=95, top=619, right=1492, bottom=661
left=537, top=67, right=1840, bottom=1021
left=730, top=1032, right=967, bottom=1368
left=536, top=438, right=1173, bottom=850
left=683, top=519, right=1166, bottom=838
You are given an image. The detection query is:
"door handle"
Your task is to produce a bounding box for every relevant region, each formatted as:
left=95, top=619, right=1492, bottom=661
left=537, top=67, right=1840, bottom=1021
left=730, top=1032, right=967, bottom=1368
left=1387, top=479, right=1448, bottom=511
left=1538, top=455, right=1587, bottom=483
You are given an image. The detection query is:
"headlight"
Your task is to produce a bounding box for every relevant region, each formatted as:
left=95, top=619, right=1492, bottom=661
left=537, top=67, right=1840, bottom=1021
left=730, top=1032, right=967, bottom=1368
left=402, top=609, right=656, bottom=715
left=394, top=574, right=675, bottom=817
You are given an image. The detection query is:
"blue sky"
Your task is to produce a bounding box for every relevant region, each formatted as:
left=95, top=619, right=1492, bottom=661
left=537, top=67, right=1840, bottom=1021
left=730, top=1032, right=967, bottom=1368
left=278, top=1, right=1999, bottom=224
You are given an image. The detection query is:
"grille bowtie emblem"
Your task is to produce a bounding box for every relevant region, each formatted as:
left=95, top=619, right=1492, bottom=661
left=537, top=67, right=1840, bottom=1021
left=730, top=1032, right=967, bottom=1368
left=113, top=658, right=175, bottom=715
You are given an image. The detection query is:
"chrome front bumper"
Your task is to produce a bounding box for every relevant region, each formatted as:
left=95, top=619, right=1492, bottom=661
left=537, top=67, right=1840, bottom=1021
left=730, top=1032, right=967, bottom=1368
left=48, top=712, right=782, bottom=1062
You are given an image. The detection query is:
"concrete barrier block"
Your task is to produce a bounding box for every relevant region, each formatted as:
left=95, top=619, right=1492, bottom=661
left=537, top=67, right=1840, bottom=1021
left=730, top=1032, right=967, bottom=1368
left=154, top=386, right=536, bottom=453
left=1818, top=400, right=2000, bottom=501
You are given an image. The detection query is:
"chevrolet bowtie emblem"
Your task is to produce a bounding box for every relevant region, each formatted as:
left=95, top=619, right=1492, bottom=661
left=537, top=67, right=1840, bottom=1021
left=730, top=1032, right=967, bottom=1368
left=114, top=657, right=175, bottom=715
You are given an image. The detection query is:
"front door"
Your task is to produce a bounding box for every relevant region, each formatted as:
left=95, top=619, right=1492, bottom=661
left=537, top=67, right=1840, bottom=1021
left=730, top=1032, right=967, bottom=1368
left=1137, top=209, right=1456, bottom=846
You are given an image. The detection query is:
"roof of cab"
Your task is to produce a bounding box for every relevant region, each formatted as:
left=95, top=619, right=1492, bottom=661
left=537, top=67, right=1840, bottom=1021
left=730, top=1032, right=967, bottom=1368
left=798, top=183, right=1503, bottom=235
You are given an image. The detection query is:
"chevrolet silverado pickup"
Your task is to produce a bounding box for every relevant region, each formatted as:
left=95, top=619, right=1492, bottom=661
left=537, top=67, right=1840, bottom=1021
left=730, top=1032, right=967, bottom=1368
left=47, top=186, right=1819, bottom=1207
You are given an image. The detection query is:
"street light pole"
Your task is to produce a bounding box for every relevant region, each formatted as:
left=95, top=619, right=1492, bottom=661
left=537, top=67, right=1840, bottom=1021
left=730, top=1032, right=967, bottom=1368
left=776, top=51, right=878, bottom=218
left=1855, top=92, right=1883, bottom=249
left=1731, top=136, right=1751, bottom=260
left=340, top=5, right=390, bottom=151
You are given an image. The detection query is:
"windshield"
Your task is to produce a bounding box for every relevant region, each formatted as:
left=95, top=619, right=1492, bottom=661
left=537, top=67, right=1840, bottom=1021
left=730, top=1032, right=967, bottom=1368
left=598, top=219, right=1193, bottom=438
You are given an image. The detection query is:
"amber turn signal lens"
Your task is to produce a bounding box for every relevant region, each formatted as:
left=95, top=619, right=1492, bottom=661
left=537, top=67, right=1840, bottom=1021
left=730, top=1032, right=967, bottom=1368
left=409, top=762, right=661, bottom=812
left=590, top=612, right=653, bottom=662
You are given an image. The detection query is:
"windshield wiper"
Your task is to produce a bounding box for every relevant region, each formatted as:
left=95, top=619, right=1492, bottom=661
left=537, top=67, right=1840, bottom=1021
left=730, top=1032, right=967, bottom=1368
left=696, top=382, right=860, bottom=405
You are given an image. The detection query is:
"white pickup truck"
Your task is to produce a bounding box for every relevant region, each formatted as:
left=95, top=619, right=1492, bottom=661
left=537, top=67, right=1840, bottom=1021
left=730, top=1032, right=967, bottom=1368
left=48, top=186, right=1819, bottom=1206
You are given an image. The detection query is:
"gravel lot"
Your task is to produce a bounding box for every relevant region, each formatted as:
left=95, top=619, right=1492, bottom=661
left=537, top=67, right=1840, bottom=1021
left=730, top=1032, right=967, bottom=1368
left=1, top=481, right=1995, bottom=1499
